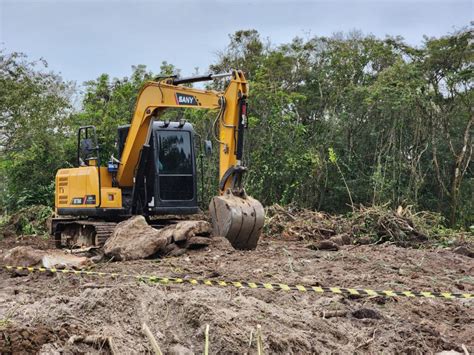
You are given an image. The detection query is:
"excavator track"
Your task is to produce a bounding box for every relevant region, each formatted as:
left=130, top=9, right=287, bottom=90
left=51, top=218, right=181, bottom=248
left=52, top=219, right=118, bottom=248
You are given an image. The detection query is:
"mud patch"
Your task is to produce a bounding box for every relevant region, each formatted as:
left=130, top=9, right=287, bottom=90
left=1, top=324, right=58, bottom=354
left=0, top=239, right=473, bottom=353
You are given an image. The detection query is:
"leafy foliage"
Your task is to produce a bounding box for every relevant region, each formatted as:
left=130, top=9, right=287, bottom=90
left=0, top=26, right=472, bottom=229
left=0, top=205, right=53, bottom=237
left=210, top=27, right=473, bottom=227
left=0, top=51, right=74, bottom=211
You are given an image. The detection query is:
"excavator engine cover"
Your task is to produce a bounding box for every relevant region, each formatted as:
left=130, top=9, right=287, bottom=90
left=209, top=191, right=264, bottom=250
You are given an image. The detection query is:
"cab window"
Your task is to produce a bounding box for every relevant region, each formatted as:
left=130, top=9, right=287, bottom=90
left=157, top=131, right=192, bottom=175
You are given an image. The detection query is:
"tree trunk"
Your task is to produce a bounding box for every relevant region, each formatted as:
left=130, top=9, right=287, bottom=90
left=449, top=115, right=473, bottom=226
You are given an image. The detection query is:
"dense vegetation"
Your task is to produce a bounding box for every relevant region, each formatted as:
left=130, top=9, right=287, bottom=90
left=0, top=27, right=472, bottom=227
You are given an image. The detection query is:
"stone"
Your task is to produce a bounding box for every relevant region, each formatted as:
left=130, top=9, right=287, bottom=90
left=2, top=246, right=45, bottom=268
left=90, top=254, right=104, bottom=263
left=103, top=217, right=213, bottom=260
left=42, top=251, right=90, bottom=269
left=159, top=220, right=211, bottom=244
left=103, top=216, right=170, bottom=261
left=2, top=246, right=90, bottom=271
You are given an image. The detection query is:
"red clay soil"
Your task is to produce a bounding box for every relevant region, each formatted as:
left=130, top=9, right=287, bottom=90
left=0, top=234, right=473, bottom=354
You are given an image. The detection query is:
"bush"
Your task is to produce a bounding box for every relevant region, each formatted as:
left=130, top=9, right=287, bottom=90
left=0, top=205, right=53, bottom=238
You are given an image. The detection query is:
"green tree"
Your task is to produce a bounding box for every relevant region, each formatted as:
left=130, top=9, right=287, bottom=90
left=210, top=28, right=472, bottom=225
left=70, top=64, right=155, bottom=162
left=0, top=51, right=73, bottom=211
left=1, top=27, right=472, bottom=227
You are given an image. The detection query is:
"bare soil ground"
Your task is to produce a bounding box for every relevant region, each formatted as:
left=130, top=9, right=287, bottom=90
left=0, top=233, right=473, bottom=354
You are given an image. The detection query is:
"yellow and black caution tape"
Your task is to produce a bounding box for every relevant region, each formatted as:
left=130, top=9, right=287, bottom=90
left=2, top=264, right=473, bottom=300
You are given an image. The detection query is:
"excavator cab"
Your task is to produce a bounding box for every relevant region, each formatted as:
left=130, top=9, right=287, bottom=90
left=78, top=125, right=100, bottom=166
left=117, top=121, right=199, bottom=216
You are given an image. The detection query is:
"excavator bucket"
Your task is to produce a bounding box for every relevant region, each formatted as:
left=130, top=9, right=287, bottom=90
left=209, top=192, right=265, bottom=250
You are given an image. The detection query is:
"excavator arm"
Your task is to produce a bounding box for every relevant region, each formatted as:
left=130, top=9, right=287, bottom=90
left=117, top=70, right=264, bottom=249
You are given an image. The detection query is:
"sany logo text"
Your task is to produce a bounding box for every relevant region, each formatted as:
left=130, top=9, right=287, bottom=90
left=175, top=93, right=198, bottom=106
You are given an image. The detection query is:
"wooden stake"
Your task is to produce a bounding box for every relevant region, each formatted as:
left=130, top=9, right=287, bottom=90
left=204, top=324, right=210, bottom=355
left=142, top=323, right=163, bottom=355
left=107, top=336, right=119, bottom=355
left=256, top=324, right=264, bottom=355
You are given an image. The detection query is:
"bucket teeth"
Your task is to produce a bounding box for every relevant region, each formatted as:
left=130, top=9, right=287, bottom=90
left=209, top=194, right=264, bottom=250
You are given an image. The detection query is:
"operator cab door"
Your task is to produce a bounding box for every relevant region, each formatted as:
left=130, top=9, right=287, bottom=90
left=151, top=128, right=198, bottom=214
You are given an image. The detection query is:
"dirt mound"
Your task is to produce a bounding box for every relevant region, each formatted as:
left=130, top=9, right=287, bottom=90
left=2, top=246, right=45, bottom=268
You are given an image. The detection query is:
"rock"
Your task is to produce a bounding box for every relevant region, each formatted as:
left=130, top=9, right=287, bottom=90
left=171, top=230, right=189, bottom=242
left=104, top=216, right=170, bottom=261
left=42, top=251, right=90, bottom=269
left=2, top=246, right=90, bottom=272
left=2, top=246, right=45, bottom=268
left=168, top=344, right=194, bottom=355
left=185, top=236, right=211, bottom=249
left=351, top=308, right=382, bottom=320
left=103, top=217, right=213, bottom=260
left=159, top=220, right=212, bottom=244
left=452, top=246, right=474, bottom=258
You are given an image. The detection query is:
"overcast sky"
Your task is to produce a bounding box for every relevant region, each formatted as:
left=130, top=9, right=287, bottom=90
left=0, top=0, right=471, bottom=85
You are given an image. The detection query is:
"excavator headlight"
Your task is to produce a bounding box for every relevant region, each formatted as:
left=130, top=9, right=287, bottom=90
left=178, top=119, right=186, bottom=127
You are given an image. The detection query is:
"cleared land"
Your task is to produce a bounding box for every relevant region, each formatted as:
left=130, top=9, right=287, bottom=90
left=0, top=227, right=473, bottom=353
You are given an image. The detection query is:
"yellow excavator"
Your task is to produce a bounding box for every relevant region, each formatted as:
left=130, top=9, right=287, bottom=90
left=52, top=70, right=264, bottom=250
